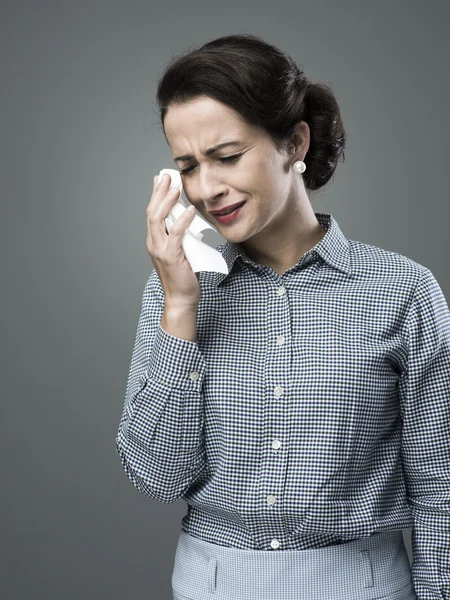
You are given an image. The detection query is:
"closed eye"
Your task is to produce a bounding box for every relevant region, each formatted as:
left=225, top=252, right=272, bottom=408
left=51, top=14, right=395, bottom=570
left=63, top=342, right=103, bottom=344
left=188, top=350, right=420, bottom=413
left=179, top=154, right=242, bottom=176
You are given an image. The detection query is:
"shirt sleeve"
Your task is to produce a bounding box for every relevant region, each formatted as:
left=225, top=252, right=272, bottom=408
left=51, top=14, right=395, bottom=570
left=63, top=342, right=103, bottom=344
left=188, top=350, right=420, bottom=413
left=399, top=267, right=450, bottom=600
left=115, top=268, right=207, bottom=503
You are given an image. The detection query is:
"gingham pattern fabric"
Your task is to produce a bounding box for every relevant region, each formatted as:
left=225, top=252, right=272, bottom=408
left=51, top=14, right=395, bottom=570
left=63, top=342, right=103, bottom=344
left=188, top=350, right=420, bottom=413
left=115, top=212, right=450, bottom=600
left=171, top=529, right=417, bottom=600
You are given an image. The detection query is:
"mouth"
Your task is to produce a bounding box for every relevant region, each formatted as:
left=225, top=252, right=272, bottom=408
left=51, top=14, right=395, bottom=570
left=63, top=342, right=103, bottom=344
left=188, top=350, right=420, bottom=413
left=213, top=201, right=246, bottom=223
left=209, top=201, right=246, bottom=216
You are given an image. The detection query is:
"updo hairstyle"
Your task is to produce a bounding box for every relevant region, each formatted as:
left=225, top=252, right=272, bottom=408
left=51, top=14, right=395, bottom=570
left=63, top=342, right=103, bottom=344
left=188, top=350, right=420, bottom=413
left=156, top=33, right=346, bottom=191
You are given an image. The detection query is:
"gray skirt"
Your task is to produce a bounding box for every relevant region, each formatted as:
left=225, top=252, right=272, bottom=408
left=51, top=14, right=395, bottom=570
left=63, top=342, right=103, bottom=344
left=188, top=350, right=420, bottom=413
left=171, top=529, right=417, bottom=600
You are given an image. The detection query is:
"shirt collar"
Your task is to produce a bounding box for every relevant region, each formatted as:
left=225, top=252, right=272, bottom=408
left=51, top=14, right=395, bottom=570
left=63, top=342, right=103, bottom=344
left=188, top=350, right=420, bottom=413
left=214, top=212, right=352, bottom=287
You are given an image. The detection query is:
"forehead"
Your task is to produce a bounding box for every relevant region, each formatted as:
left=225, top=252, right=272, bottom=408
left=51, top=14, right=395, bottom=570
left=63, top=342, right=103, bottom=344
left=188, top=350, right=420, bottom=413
left=164, top=96, right=253, bottom=154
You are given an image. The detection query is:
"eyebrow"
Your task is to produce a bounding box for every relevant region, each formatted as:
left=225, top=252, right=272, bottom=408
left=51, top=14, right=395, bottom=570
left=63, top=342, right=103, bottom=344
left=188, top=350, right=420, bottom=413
left=173, top=141, right=242, bottom=162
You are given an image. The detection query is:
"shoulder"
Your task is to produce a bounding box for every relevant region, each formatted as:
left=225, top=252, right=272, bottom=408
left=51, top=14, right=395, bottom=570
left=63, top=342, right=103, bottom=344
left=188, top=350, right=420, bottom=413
left=348, top=239, right=427, bottom=290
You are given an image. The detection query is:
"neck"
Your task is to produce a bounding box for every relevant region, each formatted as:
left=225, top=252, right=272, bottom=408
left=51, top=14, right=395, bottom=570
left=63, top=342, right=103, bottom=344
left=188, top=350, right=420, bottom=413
left=240, top=206, right=326, bottom=275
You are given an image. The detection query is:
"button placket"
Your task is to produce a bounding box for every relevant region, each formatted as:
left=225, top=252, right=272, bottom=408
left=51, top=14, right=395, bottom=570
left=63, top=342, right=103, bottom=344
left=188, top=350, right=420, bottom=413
left=267, top=285, right=287, bottom=551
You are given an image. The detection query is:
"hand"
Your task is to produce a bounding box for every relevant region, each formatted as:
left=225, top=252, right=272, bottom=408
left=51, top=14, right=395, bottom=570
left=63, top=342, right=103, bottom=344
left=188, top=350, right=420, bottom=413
left=146, top=173, right=201, bottom=308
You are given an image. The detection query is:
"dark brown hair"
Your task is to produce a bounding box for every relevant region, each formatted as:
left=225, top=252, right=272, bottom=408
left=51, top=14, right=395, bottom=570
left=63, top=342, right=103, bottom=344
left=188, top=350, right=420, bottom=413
left=156, top=33, right=346, bottom=191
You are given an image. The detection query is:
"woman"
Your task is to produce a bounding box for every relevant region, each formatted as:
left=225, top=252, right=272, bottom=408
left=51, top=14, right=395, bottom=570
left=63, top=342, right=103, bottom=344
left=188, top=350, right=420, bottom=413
left=116, top=33, right=450, bottom=600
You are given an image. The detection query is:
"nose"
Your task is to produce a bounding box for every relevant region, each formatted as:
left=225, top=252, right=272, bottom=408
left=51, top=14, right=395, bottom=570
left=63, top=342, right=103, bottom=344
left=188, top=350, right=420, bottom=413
left=197, top=167, right=229, bottom=204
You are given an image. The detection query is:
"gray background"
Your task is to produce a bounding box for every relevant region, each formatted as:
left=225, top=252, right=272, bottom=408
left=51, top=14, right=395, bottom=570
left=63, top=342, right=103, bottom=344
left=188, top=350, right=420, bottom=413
left=2, top=1, right=449, bottom=598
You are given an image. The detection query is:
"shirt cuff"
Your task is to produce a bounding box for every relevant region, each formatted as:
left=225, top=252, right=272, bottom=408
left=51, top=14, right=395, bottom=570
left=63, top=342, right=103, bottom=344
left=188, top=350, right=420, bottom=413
left=147, top=324, right=206, bottom=391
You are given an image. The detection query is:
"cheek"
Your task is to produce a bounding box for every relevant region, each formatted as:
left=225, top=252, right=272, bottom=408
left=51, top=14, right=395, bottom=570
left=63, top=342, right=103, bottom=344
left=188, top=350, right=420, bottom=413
left=243, top=170, right=270, bottom=198
left=256, top=167, right=277, bottom=193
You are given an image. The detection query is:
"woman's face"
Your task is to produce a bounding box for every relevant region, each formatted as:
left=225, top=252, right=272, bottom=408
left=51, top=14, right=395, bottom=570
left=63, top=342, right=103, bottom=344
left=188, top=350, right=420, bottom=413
left=164, top=95, right=309, bottom=246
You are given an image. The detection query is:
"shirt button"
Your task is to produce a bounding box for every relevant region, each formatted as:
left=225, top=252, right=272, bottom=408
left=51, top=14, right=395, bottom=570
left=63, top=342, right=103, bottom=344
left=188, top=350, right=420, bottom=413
left=274, top=385, right=284, bottom=397
left=271, top=539, right=280, bottom=549
left=277, top=286, right=286, bottom=296
left=266, top=495, right=277, bottom=505
left=276, top=335, right=285, bottom=346
left=272, top=439, right=282, bottom=450
left=189, top=371, right=199, bottom=381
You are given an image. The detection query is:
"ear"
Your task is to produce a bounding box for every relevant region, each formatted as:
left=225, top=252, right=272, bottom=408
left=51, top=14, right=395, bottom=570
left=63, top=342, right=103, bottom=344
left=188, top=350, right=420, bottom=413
left=290, top=120, right=310, bottom=158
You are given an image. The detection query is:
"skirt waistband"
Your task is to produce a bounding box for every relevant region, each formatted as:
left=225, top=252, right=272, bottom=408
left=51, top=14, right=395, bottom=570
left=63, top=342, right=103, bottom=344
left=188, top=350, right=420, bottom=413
left=172, top=529, right=415, bottom=600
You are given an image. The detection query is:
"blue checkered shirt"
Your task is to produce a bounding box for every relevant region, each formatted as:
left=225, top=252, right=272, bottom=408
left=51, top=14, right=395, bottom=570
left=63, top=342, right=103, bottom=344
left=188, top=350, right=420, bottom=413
left=116, top=212, right=450, bottom=599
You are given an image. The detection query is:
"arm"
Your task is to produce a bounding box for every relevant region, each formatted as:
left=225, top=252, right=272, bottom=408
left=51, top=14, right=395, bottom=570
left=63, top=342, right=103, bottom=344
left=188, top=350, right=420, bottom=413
left=115, top=268, right=207, bottom=503
left=399, top=267, right=450, bottom=600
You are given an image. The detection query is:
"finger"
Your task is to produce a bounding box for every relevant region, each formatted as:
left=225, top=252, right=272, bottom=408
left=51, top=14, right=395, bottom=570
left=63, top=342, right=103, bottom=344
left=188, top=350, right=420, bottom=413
left=147, top=175, right=159, bottom=243
left=147, top=176, right=160, bottom=247
left=147, top=185, right=181, bottom=248
left=166, top=205, right=196, bottom=245
left=147, top=174, right=176, bottom=221
left=147, top=172, right=173, bottom=214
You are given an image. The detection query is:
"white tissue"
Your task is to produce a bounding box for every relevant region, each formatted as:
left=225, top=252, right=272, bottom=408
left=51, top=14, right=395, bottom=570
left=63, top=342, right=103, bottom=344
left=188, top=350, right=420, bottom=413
left=157, top=168, right=229, bottom=274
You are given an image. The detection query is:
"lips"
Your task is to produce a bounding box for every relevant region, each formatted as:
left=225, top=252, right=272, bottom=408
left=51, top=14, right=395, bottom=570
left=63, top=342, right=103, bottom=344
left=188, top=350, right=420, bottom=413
left=211, top=201, right=246, bottom=215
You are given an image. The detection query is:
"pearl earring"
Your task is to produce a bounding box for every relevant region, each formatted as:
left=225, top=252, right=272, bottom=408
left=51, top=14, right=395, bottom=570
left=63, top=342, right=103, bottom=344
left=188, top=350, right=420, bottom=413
left=293, top=160, right=306, bottom=173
